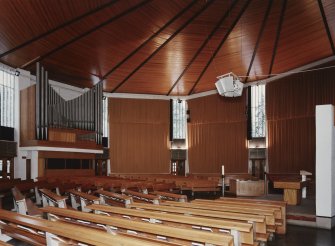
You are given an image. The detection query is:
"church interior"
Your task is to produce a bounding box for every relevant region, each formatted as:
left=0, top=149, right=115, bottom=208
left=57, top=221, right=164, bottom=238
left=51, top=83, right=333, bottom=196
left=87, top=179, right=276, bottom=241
left=0, top=0, right=335, bottom=245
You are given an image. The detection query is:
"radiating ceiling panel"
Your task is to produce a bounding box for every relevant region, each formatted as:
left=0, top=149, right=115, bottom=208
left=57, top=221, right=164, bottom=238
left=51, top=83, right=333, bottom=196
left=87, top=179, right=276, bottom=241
left=0, top=0, right=333, bottom=95
left=0, top=0, right=109, bottom=54
left=44, top=0, right=191, bottom=90
left=272, top=0, right=332, bottom=74
left=194, top=0, right=267, bottom=93
left=116, top=0, right=231, bottom=95
left=170, top=0, right=246, bottom=96
left=247, top=0, right=283, bottom=82
left=322, top=0, right=335, bottom=51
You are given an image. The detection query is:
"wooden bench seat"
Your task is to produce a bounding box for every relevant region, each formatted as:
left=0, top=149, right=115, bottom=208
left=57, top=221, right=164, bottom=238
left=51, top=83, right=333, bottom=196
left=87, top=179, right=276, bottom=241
left=11, top=187, right=42, bottom=217
left=41, top=206, right=234, bottom=246
left=123, top=190, right=160, bottom=205
left=86, top=204, right=255, bottom=246
left=0, top=209, right=165, bottom=246
left=176, top=180, right=221, bottom=193
left=67, top=189, right=100, bottom=212
left=128, top=203, right=269, bottom=241
left=95, top=189, right=133, bottom=207
left=191, top=200, right=282, bottom=222
left=163, top=200, right=277, bottom=227
left=151, top=191, right=187, bottom=202
left=218, top=197, right=287, bottom=234
left=0, top=240, right=11, bottom=246
left=39, top=189, right=68, bottom=208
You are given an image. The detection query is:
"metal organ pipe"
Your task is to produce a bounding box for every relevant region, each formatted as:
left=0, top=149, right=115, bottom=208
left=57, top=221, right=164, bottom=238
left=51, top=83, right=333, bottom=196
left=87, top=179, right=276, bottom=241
left=35, top=63, right=104, bottom=144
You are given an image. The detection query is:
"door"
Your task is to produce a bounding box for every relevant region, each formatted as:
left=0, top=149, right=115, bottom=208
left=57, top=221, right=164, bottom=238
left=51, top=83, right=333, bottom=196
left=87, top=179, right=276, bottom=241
left=171, top=160, right=185, bottom=176
left=26, top=159, right=31, bottom=180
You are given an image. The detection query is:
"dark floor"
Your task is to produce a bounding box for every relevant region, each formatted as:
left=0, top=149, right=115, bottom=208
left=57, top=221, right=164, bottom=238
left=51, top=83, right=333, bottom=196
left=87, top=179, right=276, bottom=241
left=268, top=225, right=335, bottom=246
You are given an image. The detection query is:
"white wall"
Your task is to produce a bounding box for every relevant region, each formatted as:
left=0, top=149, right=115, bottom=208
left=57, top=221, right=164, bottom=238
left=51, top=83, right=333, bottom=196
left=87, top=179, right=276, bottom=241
left=315, top=105, right=335, bottom=228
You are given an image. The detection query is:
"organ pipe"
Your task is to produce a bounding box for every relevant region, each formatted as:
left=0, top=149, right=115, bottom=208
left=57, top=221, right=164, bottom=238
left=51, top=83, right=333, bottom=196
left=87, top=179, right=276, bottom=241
left=35, top=62, right=103, bottom=144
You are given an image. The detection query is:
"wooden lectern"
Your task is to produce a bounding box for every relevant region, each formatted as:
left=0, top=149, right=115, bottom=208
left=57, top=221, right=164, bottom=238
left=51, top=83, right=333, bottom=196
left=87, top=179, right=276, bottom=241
left=273, top=180, right=308, bottom=205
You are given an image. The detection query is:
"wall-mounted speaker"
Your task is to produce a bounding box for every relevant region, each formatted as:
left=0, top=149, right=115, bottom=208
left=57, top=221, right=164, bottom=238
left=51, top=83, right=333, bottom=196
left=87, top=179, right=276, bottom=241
left=0, top=126, right=14, bottom=141
left=215, top=75, right=243, bottom=97
left=102, top=137, right=108, bottom=147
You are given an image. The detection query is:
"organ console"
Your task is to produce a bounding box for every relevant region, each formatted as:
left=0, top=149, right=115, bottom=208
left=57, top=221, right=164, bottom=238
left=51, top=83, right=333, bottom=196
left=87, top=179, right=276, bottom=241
left=35, top=63, right=103, bottom=145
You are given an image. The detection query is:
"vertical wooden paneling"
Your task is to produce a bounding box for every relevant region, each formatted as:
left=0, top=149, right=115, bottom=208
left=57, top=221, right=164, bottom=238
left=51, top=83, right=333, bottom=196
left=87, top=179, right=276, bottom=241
left=266, top=63, right=335, bottom=174
left=20, top=85, right=36, bottom=145
left=109, top=98, right=170, bottom=173
left=38, top=158, right=44, bottom=178
left=187, top=93, right=248, bottom=173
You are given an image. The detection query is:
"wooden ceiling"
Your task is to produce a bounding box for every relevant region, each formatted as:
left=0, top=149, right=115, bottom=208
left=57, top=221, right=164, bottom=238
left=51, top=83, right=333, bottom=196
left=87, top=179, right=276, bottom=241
left=0, top=0, right=334, bottom=95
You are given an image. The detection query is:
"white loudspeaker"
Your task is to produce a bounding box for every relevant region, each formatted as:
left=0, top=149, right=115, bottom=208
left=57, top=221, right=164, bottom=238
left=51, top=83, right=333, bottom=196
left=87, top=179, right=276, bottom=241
left=215, top=75, right=243, bottom=97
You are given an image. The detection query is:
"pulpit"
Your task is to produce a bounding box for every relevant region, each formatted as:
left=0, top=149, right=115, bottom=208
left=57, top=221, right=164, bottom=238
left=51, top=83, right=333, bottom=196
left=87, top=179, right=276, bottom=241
left=273, top=180, right=308, bottom=205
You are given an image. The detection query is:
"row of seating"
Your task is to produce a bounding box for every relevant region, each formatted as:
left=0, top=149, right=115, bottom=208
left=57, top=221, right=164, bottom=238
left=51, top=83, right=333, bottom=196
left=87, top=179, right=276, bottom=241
left=3, top=187, right=236, bottom=245
left=2, top=177, right=286, bottom=246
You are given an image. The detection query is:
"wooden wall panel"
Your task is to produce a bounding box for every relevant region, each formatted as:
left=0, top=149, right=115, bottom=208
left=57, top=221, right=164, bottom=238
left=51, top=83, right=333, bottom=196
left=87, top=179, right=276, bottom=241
left=109, top=98, right=170, bottom=173
left=20, top=85, right=36, bottom=145
left=266, top=62, right=335, bottom=174
left=188, top=93, right=248, bottom=173
left=44, top=169, right=94, bottom=178
left=38, top=151, right=96, bottom=159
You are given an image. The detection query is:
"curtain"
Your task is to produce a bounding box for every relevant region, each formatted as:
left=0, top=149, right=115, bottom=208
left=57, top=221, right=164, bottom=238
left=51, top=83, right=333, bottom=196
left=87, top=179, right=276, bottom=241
left=266, top=63, right=335, bottom=173
left=109, top=98, right=170, bottom=173
left=188, top=93, right=248, bottom=173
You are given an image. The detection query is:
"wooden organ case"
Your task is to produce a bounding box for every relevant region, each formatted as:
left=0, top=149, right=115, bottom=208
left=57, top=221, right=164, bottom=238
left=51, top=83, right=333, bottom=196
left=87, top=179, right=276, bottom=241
left=20, top=63, right=105, bottom=178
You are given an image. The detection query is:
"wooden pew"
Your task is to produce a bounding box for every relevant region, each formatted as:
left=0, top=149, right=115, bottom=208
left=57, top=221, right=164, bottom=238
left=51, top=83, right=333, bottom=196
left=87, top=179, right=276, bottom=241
left=163, top=200, right=278, bottom=230
left=191, top=199, right=283, bottom=224
left=11, top=187, right=42, bottom=217
left=67, top=189, right=100, bottom=212
left=41, top=206, right=234, bottom=246
left=86, top=204, right=255, bottom=246
left=151, top=191, right=187, bottom=202
left=0, top=209, right=165, bottom=246
left=218, top=197, right=287, bottom=234
left=0, top=179, right=21, bottom=191
left=39, top=189, right=68, bottom=208
left=95, top=189, right=133, bottom=207
left=176, top=179, right=221, bottom=195
left=128, top=203, right=269, bottom=242
left=0, top=241, right=11, bottom=246
left=123, top=190, right=160, bottom=205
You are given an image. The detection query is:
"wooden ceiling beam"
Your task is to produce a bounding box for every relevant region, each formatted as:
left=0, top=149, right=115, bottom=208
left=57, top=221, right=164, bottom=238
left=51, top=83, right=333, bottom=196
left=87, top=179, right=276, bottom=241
left=0, top=0, right=119, bottom=59
left=188, top=0, right=251, bottom=95
left=166, top=0, right=240, bottom=96
left=21, top=0, right=151, bottom=69
left=267, top=0, right=287, bottom=77
left=244, top=0, right=273, bottom=83
left=100, top=1, right=197, bottom=83
left=317, top=0, right=335, bottom=54
left=111, top=0, right=215, bottom=93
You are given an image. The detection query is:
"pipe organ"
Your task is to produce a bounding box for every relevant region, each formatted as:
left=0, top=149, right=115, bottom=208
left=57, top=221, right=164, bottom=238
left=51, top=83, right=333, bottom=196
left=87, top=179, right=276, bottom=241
left=35, top=63, right=103, bottom=144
